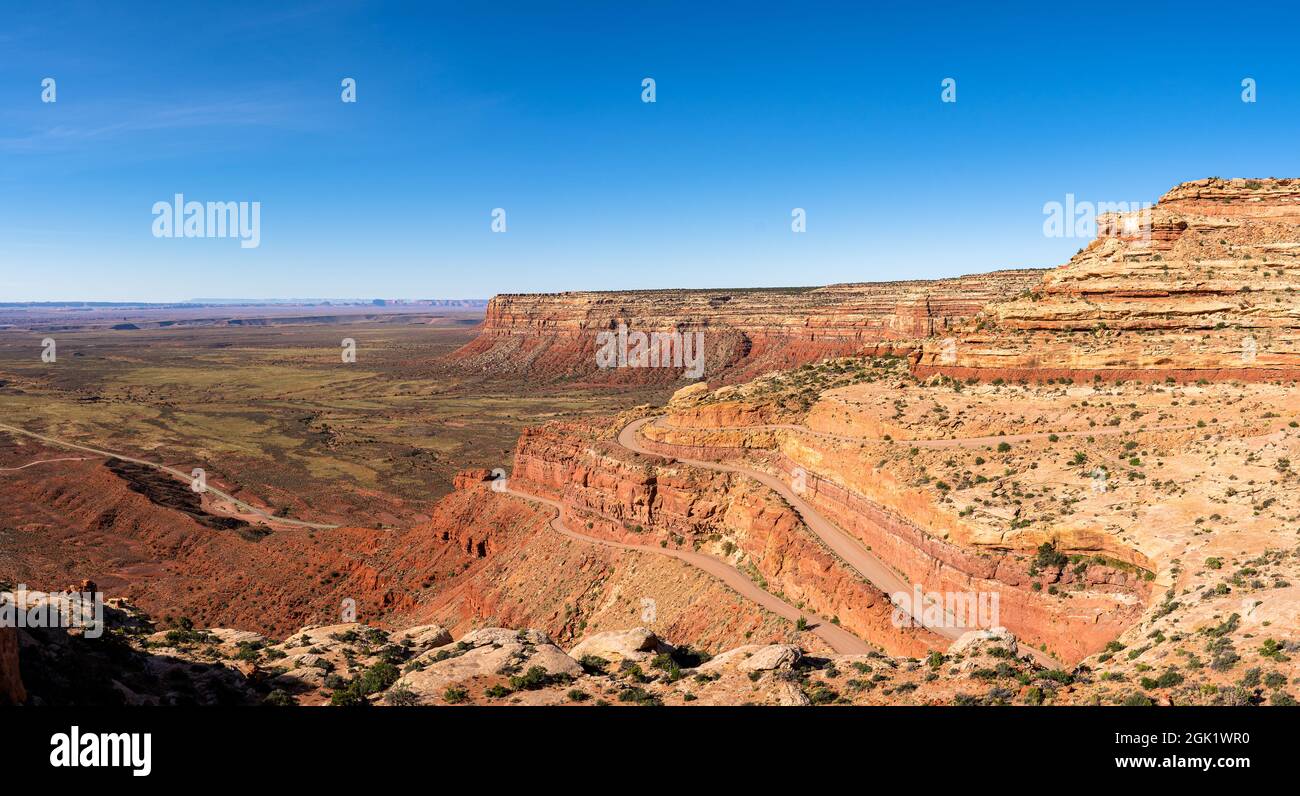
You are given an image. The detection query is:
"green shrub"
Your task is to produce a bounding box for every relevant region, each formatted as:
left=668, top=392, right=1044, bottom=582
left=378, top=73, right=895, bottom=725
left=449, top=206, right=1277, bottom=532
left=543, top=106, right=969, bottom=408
left=443, top=685, right=470, bottom=704
left=384, top=684, right=419, bottom=706
left=509, top=665, right=571, bottom=691
left=262, top=689, right=295, bottom=707
left=578, top=654, right=609, bottom=674
left=357, top=662, right=400, bottom=695
left=616, top=687, right=660, bottom=706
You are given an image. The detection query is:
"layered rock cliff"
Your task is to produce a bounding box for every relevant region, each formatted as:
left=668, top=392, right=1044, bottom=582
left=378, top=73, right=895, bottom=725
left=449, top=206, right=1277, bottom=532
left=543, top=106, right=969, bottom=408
left=509, top=418, right=945, bottom=658
left=917, top=178, right=1300, bottom=382
left=640, top=414, right=1151, bottom=663
left=452, top=270, right=1044, bottom=384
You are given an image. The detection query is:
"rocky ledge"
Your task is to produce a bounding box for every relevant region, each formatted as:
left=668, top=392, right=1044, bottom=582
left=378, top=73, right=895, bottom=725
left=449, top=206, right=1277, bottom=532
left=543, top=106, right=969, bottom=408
left=918, top=178, right=1300, bottom=382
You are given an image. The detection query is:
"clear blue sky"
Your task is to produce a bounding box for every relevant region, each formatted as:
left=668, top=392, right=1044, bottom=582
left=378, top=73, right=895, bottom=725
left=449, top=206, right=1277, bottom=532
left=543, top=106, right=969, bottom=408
left=3, top=0, right=1299, bottom=301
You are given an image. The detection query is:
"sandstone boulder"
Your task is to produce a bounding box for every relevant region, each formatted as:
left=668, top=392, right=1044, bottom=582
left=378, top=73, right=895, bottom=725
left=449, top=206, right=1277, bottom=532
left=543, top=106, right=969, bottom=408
left=567, top=627, right=672, bottom=664
left=737, top=645, right=802, bottom=673
left=206, top=628, right=268, bottom=648
left=696, top=643, right=801, bottom=674
left=452, top=468, right=496, bottom=490
left=461, top=627, right=552, bottom=648
left=282, top=623, right=365, bottom=650
left=950, top=627, right=1018, bottom=658
left=287, top=652, right=324, bottom=669
left=396, top=624, right=453, bottom=652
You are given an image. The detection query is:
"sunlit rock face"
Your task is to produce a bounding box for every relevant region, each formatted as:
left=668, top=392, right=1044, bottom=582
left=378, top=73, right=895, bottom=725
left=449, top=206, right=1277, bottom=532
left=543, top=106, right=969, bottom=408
left=918, top=178, right=1300, bottom=383
left=451, top=269, right=1044, bottom=384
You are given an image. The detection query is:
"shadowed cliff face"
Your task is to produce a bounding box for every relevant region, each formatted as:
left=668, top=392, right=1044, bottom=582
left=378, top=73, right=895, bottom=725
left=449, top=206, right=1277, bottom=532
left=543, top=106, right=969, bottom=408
left=0, top=626, right=23, bottom=705
left=451, top=270, right=1045, bottom=384
left=918, top=177, right=1300, bottom=382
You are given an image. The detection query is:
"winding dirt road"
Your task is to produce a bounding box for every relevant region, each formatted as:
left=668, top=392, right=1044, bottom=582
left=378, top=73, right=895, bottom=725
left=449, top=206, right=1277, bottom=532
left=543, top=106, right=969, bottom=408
left=502, top=485, right=874, bottom=655
left=0, top=415, right=876, bottom=653
left=0, top=456, right=91, bottom=472
left=619, top=417, right=958, bottom=638
left=0, top=414, right=1069, bottom=663
left=0, top=421, right=339, bottom=530
left=618, top=415, right=1063, bottom=667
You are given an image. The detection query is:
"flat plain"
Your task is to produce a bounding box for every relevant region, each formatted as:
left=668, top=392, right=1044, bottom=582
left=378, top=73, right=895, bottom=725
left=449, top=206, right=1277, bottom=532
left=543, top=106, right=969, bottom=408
left=0, top=309, right=669, bottom=528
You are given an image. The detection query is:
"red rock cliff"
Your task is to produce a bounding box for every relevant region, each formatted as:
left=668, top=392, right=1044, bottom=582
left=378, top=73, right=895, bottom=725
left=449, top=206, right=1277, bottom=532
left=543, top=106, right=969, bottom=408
left=453, top=270, right=1044, bottom=384
left=509, top=420, right=944, bottom=657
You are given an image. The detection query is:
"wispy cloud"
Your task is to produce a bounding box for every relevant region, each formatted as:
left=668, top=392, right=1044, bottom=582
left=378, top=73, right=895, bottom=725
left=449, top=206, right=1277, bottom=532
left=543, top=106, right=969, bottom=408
left=0, top=93, right=319, bottom=153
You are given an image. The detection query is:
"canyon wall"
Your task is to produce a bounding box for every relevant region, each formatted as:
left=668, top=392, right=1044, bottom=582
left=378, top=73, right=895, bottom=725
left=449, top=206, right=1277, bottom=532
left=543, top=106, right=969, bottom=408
left=452, top=270, right=1044, bottom=384
left=639, top=418, right=1151, bottom=663
left=392, top=481, right=808, bottom=654
left=917, top=178, right=1300, bottom=382
left=509, top=421, right=944, bottom=657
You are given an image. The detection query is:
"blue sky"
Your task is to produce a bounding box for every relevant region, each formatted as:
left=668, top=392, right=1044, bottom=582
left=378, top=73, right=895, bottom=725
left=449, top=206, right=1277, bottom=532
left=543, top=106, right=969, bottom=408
left=3, top=0, right=1299, bottom=301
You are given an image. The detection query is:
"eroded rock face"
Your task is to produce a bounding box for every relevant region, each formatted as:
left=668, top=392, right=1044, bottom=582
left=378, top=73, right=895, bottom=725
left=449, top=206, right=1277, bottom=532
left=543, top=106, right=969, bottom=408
left=638, top=410, right=1152, bottom=663
left=917, top=178, right=1300, bottom=382
left=509, top=420, right=943, bottom=658
left=451, top=270, right=1044, bottom=384
left=404, top=481, right=808, bottom=655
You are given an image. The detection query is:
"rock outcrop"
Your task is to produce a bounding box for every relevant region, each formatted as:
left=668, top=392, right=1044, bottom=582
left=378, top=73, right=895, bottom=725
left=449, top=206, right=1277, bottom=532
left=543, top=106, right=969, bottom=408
left=917, top=178, right=1300, bottom=382
left=567, top=627, right=674, bottom=665
left=452, top=270, right=1044, bottom=384
left=393, top=627, right=583, bottom=704
left=11, top=589, right=1298, bottom=707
